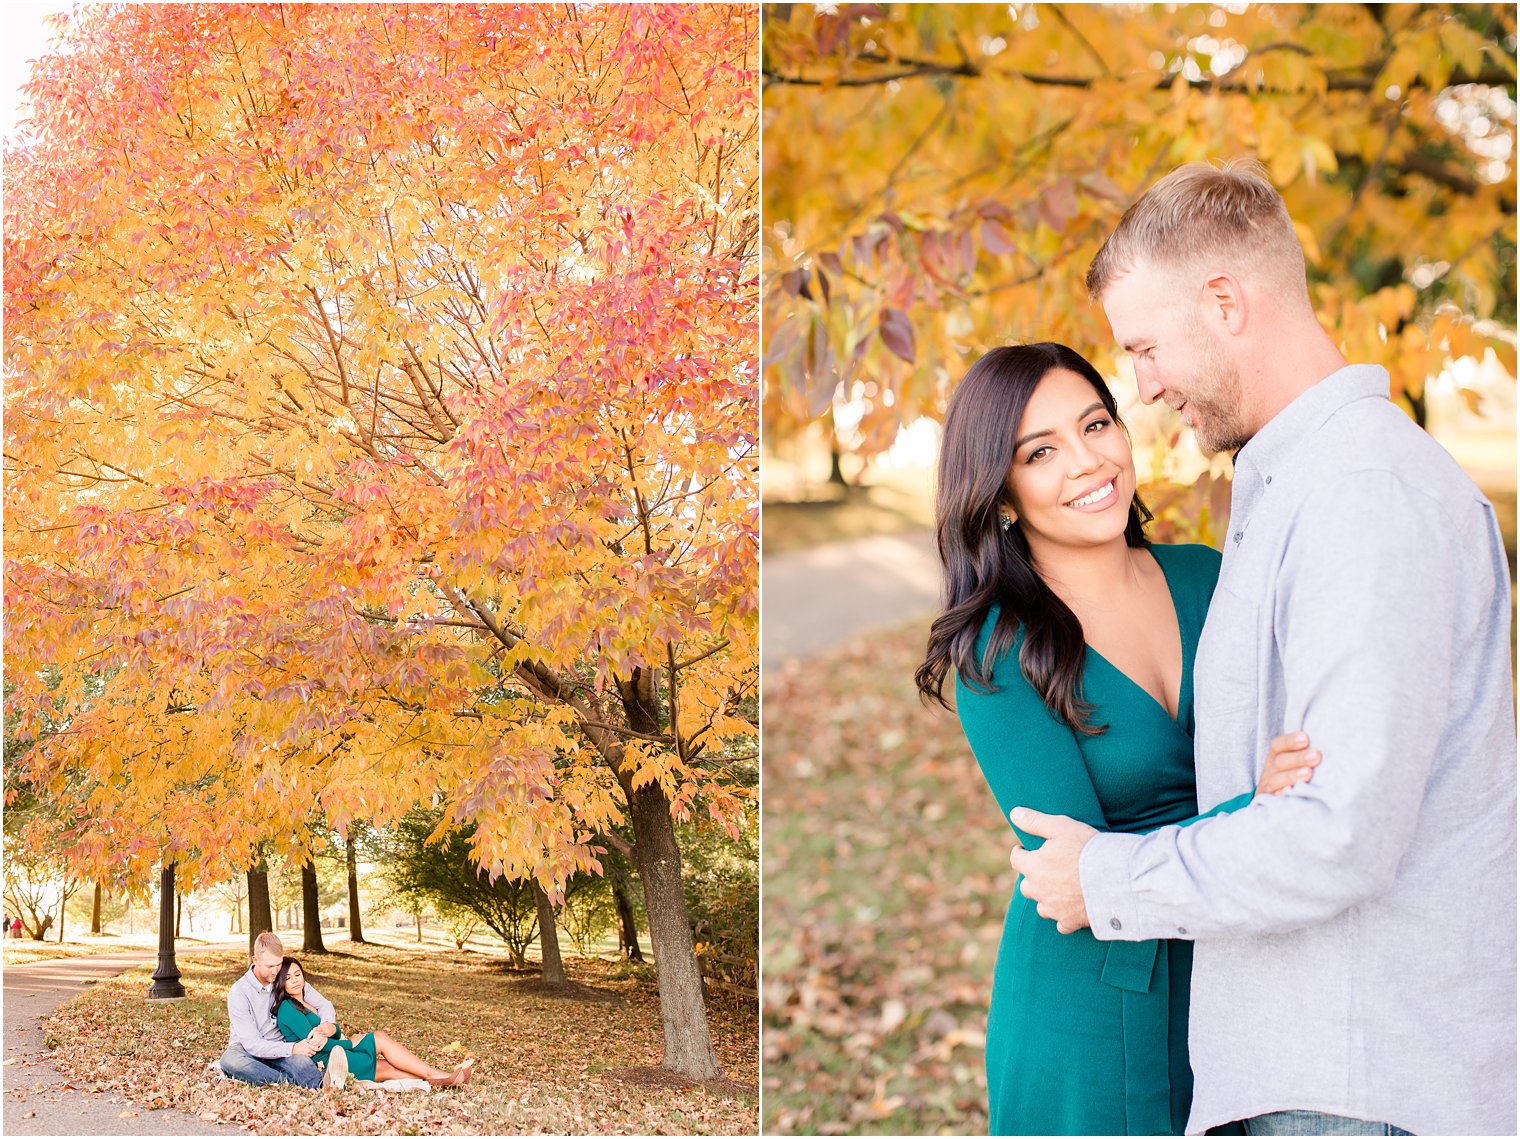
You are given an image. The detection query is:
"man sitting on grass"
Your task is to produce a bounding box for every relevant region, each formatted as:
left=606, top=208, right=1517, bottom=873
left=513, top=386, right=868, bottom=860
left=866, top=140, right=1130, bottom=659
left=219, top=931, right=344, bottom=1088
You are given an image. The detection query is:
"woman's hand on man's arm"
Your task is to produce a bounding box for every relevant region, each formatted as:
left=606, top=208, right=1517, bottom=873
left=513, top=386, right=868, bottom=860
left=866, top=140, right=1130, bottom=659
left=1256, top=732, right=1320, bottom=797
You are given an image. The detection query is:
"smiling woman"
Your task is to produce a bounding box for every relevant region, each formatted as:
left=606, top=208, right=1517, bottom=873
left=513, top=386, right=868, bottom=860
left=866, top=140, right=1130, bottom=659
left=912, top=341, right=1316, bottom=1135
left=914, top=343, right=1152, bottom=735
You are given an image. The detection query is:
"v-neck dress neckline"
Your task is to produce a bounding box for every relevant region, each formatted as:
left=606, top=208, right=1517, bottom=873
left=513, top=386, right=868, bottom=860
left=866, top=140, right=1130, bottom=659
left=1080, top=547, right=1192, bottom=729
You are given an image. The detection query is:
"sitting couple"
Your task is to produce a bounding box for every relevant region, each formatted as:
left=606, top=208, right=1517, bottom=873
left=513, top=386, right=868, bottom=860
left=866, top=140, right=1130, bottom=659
left=920, top=162, right=1515, bottom=1134
left=220, top=932, right=475, bottom=1090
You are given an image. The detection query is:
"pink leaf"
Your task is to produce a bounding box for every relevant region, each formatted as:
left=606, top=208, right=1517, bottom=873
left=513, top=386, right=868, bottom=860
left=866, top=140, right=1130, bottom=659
left=878, top=308, right=916, bottom=364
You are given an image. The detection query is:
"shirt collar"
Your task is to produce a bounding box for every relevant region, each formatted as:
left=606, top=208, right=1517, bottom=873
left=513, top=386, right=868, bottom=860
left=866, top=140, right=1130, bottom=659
left=247, top=964, right=272, bottom=993
left=1234, top=364, right=1390, bottom=482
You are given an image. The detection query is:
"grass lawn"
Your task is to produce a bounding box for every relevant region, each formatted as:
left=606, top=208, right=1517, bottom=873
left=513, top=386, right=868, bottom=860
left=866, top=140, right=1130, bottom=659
left=762, top=621, right=1003, bottom=1135
left=3, top=934, right=178, bottom=965
left=40, top=941, right=757, bottom=1135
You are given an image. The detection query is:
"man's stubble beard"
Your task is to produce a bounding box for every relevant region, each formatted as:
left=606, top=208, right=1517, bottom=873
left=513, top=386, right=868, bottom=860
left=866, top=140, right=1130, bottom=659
left=1182, top=319, right=1251, bottom=455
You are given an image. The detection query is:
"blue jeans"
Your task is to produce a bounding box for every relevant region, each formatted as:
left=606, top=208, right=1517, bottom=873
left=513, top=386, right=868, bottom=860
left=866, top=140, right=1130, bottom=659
left=219, top=1044, right=322, bottom=1088
left=1244, top=1111, right=1413, bottom=1136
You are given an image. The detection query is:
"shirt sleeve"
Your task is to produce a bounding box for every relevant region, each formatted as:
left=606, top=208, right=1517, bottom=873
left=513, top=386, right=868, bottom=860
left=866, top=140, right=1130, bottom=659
left=228, top=982, right=292, bottom=1060
left=956, top=626, right=1112, bottom=846
left=1082, top=470, right=1463, bottom=940
left=303, top=982, right=337, bottom=1025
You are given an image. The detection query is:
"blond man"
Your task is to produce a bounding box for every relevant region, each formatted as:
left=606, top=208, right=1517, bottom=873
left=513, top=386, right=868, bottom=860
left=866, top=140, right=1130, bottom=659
left=219, top=931, right=330, bottom=1088
left=1010, top=161, right=1515, bottom=1136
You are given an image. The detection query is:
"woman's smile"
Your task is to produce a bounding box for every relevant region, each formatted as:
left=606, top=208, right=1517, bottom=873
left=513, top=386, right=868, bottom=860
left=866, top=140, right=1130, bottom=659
left=1066, top=478, right=1118, bottom=511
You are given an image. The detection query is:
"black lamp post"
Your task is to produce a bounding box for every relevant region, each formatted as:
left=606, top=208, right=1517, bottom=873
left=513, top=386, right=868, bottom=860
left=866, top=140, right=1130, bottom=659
left=147, top=859, right=186, bottom=1001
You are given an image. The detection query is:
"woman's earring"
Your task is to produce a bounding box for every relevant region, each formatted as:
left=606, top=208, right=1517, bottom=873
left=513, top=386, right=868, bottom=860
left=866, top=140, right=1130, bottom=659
left=1000, top=513, right=1015, bottom=532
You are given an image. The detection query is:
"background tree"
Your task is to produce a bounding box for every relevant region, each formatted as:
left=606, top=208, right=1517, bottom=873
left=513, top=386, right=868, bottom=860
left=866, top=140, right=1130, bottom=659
left=300, top=860, right=326, bottom=953
left=246, top=850, right=274, bottom=955
left=680, top=810, right=758, bottom=994
left=211, top=875, right=246, bottom=936
left=384, top=806, right=549, bottom=969
left=6, top=3, right=757, bottom=1078
left=762, top=3, right=1515, bottom=511
left=344, top=823, right=367, bottom=944
left=560, top=874, right=620, bottom=956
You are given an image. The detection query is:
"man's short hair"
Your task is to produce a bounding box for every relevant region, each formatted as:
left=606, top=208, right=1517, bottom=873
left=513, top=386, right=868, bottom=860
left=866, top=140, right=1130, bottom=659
left=252, top=931, right=284, bottom=960
left=1085, top=159, right=1308, bottom=304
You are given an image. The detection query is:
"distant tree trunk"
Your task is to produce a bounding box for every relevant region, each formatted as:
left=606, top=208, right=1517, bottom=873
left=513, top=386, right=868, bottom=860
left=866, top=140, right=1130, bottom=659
left=415, top=908, right=423, bottom=943
left=613, top=878, right=643, bottom=962
left=825, top=411, right=848, bottom=486
left=174, top=887, right=182, bottom=939
left=301, top=861, right=325, bottom=953
left=532, top=882, right=566, bottom=984
left=91, top=882, right=103, bottom=935
left=828, top=446, right=846, bottom=485
left=247, top=857, right=273, bottom=956
left=346, top=830, right=366, bottom=944
left=57, top=894, right=66, bottom=943
left=1406, top=384, right=1428, bottom=430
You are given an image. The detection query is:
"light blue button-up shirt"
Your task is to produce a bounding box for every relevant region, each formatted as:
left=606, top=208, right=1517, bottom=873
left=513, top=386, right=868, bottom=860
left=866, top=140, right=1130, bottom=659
left=1081, top=365, right=1516, bottom=1135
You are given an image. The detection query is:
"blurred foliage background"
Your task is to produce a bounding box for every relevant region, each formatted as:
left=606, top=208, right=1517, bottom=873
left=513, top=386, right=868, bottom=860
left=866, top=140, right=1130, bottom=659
left=762, top=1, right=1514, bottom=545
left=760, top=4, right=1516, bottom=1134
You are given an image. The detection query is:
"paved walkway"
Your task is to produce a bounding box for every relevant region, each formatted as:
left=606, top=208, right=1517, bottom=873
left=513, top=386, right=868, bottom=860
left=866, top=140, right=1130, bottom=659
left=762, top=528, right=941, bottom=672
left=5, top=945, right=244, bottom=1136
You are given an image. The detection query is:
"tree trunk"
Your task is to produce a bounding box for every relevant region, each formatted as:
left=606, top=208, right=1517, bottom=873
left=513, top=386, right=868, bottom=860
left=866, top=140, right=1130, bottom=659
left=627, top=780, right=722, bottom=1078
left=247, top=858, right=273, bottom=956
left=91, top=882, right=103, bottom=935
left=174, top=887, right=182, bottom=940
left=415, top=909, right=423, bottom=943
left=346, top=829, right=365, bottom=943
left=612, top=664, right=721, bottom=1078
left=823, top=408, right=849, bottom=486
left=57, top=890, right=66, bottom=944
left=532, top=881, right=566, bottom=984
left=301, top=861, right=326, bottom=953
left=613, top=877, right=643, bottom=962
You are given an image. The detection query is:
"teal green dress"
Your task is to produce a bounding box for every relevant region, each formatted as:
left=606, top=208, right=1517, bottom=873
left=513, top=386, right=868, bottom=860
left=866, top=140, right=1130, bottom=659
left=955, top=543, right=1250, bottom=1136
left=276, top=997, right=378, bottom=1081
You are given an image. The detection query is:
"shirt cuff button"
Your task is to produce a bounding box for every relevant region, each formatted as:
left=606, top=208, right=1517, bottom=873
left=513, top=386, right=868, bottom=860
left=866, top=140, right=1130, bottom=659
left=1110, top=917, right=1122, bottom=931
left=1177, top=927, right=1188, bottom=935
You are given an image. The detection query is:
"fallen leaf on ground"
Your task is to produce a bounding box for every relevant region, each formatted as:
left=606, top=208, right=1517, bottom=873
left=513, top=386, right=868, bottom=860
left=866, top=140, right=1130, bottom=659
left=43, top=944, right=756, bottom=1135
left=764, top=621, right=1003, bottom=1135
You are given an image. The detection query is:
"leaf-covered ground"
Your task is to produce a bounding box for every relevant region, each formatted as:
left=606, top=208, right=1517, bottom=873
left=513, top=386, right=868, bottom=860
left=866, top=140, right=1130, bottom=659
left=39, top=942, right=757, bottom=1135
left=762, top=620, right=1010, bottom=1135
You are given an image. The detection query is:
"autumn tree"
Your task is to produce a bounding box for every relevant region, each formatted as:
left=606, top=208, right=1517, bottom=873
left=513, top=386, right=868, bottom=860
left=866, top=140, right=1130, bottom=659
left=762, top=3, right=1516, bottom=512
left=383, top=806, right=582, bottom=972
left=5, top=3, right=757, bottom=1078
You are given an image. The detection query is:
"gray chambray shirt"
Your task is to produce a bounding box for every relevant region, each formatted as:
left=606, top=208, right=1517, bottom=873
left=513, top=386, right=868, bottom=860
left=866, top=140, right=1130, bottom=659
left=1080, top=365, right=1516, bottom=1136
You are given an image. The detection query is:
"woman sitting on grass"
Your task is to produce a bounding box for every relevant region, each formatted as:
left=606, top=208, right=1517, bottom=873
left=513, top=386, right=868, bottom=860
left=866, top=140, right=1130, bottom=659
left=272, top=957, right=475, bottom=1088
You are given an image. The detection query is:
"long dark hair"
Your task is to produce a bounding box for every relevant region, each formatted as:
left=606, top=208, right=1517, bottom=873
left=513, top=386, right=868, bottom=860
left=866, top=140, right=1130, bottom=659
left=270, top=956, right=305, bottom=1020
left=914, top=343, right=1150, bottom=733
